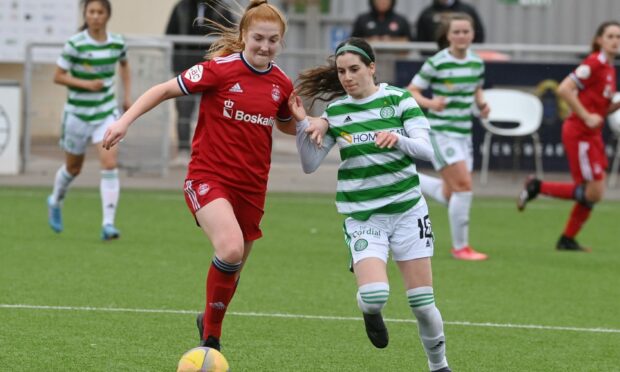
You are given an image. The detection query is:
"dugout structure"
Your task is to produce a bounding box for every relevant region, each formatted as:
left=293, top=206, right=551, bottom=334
left=23, top=38, right=173, bottom=176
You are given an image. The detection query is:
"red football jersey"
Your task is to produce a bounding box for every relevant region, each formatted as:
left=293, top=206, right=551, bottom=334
left=566, top=51, right=617, bottom=136
left=177, top=53, right=293, bottom=193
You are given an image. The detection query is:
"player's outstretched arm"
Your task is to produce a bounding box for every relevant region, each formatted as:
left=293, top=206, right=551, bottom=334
left=102, top=78, right=183, bottom=150
left=288, top=91, right=328, bottom=146
left=288, top=91, right=334, bottom=173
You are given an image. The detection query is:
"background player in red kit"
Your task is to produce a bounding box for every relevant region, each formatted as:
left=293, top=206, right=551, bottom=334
left=517, top=20, right=620, bottom=251
left=102, top=0, right=293, bottom=349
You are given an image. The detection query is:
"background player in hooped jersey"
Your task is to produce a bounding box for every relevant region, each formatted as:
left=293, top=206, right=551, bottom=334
left=46, top=0, right=131, bottom=240
left=290, top=38, right=451, bottom=372
left=407, top=13, right=490, bottom=261
left=103, top=0, right=298, bottom=350
left=518, top=21, right=620, bottom=251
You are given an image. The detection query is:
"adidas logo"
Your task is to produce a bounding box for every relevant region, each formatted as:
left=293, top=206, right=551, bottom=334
left=426, top=239, right=431, bottom=248
left=343, top=116, right=352, bottom=123
left=209, top=301, right=226, bottom=310
left=229, top=82, right=243, bottom=93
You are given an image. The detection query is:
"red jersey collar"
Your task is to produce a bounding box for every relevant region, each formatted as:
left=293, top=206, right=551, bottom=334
left=240, top=52, right=273, bottom=75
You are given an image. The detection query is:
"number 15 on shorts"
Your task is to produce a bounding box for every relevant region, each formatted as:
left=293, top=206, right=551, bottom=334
left=418, top=214, right=433, bottom=240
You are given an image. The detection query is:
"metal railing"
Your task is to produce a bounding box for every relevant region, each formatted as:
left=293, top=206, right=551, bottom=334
left=23, top=38, right=173, bottom=175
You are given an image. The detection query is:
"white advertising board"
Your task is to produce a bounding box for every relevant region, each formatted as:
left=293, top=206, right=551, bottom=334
left=0, top=0, right=79, bottom=62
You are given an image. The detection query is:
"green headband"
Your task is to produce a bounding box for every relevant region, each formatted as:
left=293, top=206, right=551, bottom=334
left=335, top=45, right=373, bottom=62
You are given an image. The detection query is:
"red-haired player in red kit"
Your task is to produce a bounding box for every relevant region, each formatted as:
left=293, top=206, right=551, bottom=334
left=103, top=0, right=297, bottom=349
left=517, top=21, right=620, bottom=251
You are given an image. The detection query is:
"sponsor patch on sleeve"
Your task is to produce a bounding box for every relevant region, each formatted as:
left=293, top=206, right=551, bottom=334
left=184, top=64, right=204, bottom=83
left=574, top=64, right=591, bottom=80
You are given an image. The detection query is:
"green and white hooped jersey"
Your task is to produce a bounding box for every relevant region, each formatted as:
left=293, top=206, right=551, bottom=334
left=322, top=83, right=428, bottom=221
left=411, top=48, right=484, bottom=138
left=57, top=30, right=127, bottom=125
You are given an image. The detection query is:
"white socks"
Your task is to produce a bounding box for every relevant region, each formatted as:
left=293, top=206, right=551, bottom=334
left=408, top=286, right=448, bottom=371
left=418, top=173, right=447, bottom=206
left=448, top=191, right=472, bottom=250
left=357, top=282, right=390, bottom=314
left=51, top=165, right=75, bottom=205
left=419, top=172, right=472, bottom=250
left=100, top=169, right=120, bottom=226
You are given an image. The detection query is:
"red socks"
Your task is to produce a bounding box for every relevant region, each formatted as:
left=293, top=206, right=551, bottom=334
left=563, top=203, right=592, bottom=238
left=540, top=181, right=576, bottom=199
left=539, top=181, right=592, bottom=238
left=203, top=257, right=241, bottom=339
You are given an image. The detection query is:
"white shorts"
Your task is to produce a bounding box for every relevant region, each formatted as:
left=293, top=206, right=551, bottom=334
left=59, top=112, right=118, bottom=155
left=429, top=132, right=473, bottom=172
left=343, top=201, right=434, bottom=265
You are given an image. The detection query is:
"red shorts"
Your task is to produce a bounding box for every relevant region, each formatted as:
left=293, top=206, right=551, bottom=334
left=562, top=127, right=607, bottom=184
left=183, top=179, right=266, bottom=241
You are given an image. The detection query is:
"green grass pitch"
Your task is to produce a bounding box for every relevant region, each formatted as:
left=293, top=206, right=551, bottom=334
left=1, top=187, right=619, bottom=371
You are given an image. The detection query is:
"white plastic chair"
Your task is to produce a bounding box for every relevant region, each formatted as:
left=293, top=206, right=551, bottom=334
left=607, top=92, right=620, bottom=187
left=480, top=89, right=544, bottom=185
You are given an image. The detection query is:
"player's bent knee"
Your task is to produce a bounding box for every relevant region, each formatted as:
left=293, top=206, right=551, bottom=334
left=213, top=239, right=244, bottom=263
left=451, top=180, right=472, bottom=192
left=574, top=184, right=597, bottom=208
left=219, top=248, right=244, bottom=263
left=357, top=282, right=389, bottom=314
left=587, top=191, right=603, bottom=204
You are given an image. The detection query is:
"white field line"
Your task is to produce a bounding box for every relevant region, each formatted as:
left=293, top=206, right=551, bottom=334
left=3, top=191, right=619, bottom=210
left=1, top=304, right=619, bottom=334
left=4, top=190, right=620, bottom=210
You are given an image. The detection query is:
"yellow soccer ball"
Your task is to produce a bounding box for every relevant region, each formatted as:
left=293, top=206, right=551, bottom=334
left=177, top=346, right=230, bottom=372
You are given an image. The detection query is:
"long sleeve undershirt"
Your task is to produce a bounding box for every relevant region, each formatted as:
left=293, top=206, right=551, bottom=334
left=296, top=120, right=433, bottom=174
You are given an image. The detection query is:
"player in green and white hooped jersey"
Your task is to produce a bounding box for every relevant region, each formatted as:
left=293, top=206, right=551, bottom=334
left=408, top=13, right=489, bottom=261
left=290, top=38, right=451, bottom=372
left=46, top=0, right=131, bottom=240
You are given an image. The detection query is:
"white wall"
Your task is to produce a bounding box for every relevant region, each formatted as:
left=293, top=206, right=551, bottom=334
left=108, top=0, right=179, bottom=36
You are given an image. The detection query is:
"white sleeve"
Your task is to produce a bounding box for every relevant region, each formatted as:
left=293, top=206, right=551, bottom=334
left=57, top=41, right=77, bottom=70
left=296, top=118, right=336, bottom=174
left=394, top=126, right=433, bottom=162
left=410, top=60, right=435, bottom=90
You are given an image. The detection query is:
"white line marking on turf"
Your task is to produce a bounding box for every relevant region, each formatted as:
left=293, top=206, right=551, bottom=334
left=1, top=304, right=619, bottom=334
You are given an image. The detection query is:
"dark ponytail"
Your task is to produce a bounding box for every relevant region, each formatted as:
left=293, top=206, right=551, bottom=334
left=296, top=37, right=375, bottom=107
